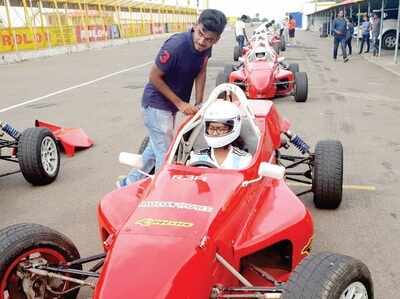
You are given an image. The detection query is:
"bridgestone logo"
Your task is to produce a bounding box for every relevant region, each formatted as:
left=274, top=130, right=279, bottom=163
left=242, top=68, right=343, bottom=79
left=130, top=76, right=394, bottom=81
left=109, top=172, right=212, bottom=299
left=138, top=201, right=214, bottom=213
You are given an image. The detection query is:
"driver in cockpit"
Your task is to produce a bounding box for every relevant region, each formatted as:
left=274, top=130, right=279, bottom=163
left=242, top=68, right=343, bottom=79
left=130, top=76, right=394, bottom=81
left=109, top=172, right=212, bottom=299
left=187, top=100, right=252, bottom=169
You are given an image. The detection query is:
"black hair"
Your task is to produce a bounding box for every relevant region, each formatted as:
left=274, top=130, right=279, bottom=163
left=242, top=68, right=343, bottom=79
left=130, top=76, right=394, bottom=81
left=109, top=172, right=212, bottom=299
left=198, top=9, right=227, bottom=36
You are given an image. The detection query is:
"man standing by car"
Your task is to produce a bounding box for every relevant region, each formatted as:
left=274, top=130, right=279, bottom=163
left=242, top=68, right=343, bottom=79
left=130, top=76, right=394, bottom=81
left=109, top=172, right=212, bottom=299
left=235, top=15, right=248, bottom=51
left=117, top=9, right=227, bottom=188
left=359, top=14, right=371, bottom=54
left=371, top=13, right=381, bottom=56
left=332, top=10, right=348, bottom=62
left=345, top=17, right=354, bottom=57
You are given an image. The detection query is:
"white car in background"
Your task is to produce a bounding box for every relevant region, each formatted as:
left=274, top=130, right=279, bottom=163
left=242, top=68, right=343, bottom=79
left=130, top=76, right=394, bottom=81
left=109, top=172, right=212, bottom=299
left=354, top=17, right=400, bottom=50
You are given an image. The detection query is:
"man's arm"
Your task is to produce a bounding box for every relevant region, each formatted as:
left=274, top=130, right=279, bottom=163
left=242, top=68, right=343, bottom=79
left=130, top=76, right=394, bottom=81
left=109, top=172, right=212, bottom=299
left=149, top=64, right=198, bottom=115
left=194, top=58, right=208, bottom=105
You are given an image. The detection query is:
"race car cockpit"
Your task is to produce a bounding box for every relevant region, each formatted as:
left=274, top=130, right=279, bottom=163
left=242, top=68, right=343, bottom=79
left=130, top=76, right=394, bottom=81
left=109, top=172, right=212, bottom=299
left=168, top=84, right=261, bottom=169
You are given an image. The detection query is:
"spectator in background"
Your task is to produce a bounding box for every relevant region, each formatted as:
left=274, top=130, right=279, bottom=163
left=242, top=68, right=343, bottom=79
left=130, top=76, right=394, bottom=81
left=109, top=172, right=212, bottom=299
left=288, top=15, right=296, bottom=45
left=235, top=15, right=249, bottom=50
left=359, top=15, right=371, bottom=54
left=371, top=13, right=381, bottom=56
left=332, top=10, right=348, bottom=62
left=345, top=17, right=354, bottom=57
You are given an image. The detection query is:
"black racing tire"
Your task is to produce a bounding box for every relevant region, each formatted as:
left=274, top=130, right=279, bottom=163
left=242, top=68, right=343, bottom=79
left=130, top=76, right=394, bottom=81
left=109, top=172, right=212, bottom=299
left=312, top=140, right=343, bottom=209
left=0, top=223, right=81, bottom=299
left=282, top=252, right=373, bottom=299
left=17, top=127, right=60, bottom=186
left=138, top=136, right=155, bottom=175
left=233, top=46, right=242, bottom=61
left=294, top=72, right=308, bottom=102
left=382, top=31, right=397, bottom=50
left=281, top=36, right=286, bottom=51
left=273, top=43, right=280, bottom=55
left=288, top=63, right=299, bottom=73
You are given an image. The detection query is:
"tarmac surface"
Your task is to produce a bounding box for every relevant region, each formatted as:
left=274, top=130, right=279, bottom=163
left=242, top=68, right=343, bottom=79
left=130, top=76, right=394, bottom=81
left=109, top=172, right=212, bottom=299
left=1, top=29, right=399, bottom=298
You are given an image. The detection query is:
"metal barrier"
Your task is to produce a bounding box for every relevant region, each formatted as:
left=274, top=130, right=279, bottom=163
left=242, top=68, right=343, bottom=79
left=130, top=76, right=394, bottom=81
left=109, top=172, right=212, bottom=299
left=0, top=0, right=197, bottom=53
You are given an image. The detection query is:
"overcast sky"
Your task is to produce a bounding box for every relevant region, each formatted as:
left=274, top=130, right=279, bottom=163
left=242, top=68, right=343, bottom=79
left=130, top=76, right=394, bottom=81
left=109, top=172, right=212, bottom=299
left=159, top=0, right=308, bottom=20
left=207, top=0, right=308, bottom=20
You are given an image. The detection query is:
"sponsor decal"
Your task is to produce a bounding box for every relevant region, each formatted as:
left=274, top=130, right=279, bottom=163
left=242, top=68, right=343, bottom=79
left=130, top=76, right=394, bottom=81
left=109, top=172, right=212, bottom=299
left=139, top=201, right=213, bottom=213
left=172, top=174, right=207, bottom=182
left=135, top=218, right=193, bottom=228
left=159, top=50, right=170, bottom=64
left=301, top=236, right=313, bottom=256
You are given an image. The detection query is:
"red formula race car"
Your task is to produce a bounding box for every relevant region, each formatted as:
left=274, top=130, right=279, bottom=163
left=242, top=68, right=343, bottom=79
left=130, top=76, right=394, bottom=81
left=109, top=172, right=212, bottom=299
left=0, top=85, right=372, bottom=299
left=234, top=23, right=286, bottom=61
left=224, top=44, right=308, bottom=103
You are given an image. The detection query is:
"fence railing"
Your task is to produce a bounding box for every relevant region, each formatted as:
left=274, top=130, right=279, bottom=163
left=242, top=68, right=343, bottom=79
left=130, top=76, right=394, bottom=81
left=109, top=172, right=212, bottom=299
left=0, top=1, right=197, bottom=53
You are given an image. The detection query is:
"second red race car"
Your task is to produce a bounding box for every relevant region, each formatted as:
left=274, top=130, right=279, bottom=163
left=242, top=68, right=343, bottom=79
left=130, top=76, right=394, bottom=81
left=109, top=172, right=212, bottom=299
left=0, top=84, right=371, bottom=299
left=222, top=42, right=308, bottom=103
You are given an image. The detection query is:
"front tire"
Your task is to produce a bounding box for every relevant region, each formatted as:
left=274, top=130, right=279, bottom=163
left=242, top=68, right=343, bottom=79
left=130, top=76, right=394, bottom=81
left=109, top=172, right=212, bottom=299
left=294, top=72, right=308, bottom=102
left=282, top=252, right=373, bottom=299
left=313, top=140, right=343, bottom=209
left=0, top=223, right=81, bottom=299
left=18, top=127, right=60, bottom=186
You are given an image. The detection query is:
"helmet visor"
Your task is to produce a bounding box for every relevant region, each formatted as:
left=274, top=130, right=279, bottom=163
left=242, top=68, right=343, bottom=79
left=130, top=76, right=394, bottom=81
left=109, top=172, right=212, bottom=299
left=205, top=120, right=235, bottom=137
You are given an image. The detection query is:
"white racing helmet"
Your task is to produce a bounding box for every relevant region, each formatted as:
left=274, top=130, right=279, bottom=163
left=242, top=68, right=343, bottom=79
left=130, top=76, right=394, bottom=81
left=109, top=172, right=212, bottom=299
left=204, top=101, right=241, bottom=148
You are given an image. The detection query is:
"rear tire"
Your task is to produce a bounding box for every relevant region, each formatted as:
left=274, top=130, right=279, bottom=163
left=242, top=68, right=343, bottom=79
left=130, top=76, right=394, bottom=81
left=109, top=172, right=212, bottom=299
left=281, top=36, right=286, bottom=51
left=282, top=252, right=373, bottom=299
left=313, top=140, right=343, bottom=209
left=0, top=223, right=81, bottom=299
left=294, top=72, right=308, bottom=102
left=17, top=127, right=60, bottom=185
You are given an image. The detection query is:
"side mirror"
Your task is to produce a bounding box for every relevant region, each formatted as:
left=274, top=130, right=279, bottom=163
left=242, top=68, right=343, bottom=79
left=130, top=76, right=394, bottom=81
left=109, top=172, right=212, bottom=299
left=258, top=162, right=285, bottom=180
left=277, top=56, right=285, bottom=63
left=119, top=152, right=143, bottom=169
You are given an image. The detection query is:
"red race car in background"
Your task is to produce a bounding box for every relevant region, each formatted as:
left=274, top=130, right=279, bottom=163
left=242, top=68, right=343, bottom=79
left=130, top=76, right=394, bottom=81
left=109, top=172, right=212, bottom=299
left=221, top=44, right=308, bottom=102
left=234, top=22, right=286, bottom=62
left=0, top=84, right=372, bottom=299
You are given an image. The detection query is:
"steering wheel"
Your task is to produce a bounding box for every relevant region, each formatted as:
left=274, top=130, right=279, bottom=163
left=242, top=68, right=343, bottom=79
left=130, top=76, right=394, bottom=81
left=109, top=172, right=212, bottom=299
left=189, top=160, right=217, bottom=168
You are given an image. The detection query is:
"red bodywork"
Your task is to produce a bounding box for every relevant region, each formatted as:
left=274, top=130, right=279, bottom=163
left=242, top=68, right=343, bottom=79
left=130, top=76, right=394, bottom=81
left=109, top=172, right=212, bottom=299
left=35, top=120, right=93, bottom=157
left=230, top=49, right=295, bottom=100
left=95, top=100, right=313, bottom=299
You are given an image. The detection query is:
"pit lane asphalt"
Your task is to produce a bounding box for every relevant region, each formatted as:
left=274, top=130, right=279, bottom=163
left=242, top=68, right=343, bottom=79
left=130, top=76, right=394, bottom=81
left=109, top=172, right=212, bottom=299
left=1, top=30, right=399, bottom=298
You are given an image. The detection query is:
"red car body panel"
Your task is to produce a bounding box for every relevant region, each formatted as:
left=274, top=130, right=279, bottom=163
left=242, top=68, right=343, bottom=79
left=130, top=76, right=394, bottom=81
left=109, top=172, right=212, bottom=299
left=95, top=101, right=313, bottom=298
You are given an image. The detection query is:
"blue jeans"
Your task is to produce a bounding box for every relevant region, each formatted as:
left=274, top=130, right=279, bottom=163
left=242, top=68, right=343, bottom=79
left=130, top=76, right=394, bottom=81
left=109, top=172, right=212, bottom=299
left=333, top=36, right=347, bottom=59
left=126, top=106, right=175, bottom=183
left=236, top=35, right=244, bottom=49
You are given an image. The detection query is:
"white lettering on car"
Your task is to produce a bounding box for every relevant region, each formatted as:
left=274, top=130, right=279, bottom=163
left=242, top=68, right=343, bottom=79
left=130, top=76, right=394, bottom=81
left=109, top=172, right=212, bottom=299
left=138, top=201, right=213, bottom=213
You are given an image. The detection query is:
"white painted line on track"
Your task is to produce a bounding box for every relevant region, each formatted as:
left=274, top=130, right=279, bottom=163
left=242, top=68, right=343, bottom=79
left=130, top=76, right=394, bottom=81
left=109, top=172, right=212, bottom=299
left=0, top=61, right=153, bottom=113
